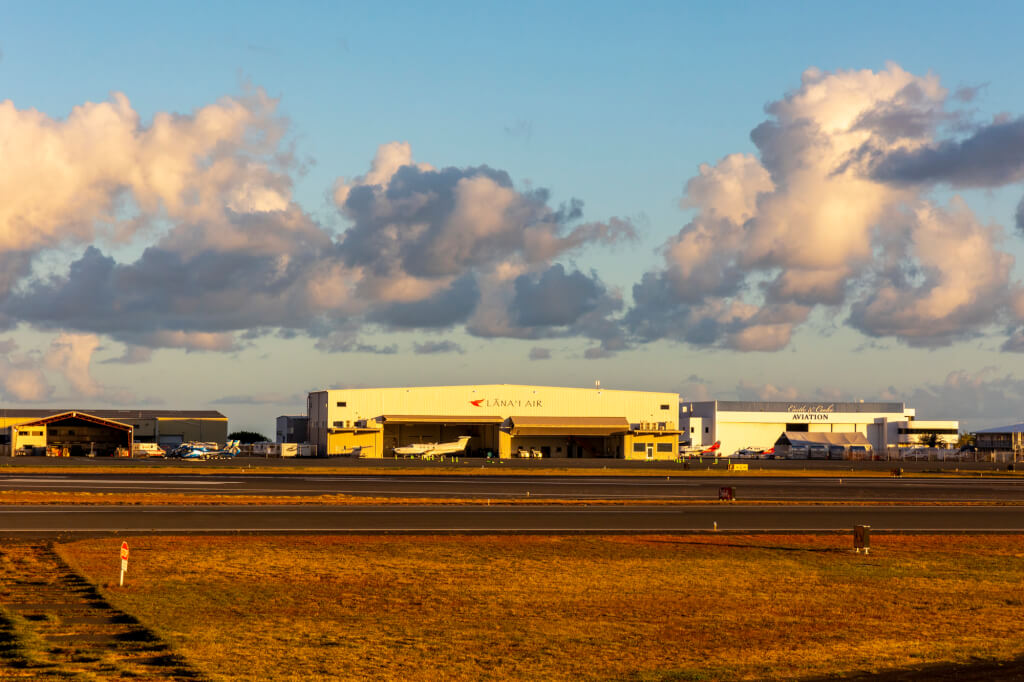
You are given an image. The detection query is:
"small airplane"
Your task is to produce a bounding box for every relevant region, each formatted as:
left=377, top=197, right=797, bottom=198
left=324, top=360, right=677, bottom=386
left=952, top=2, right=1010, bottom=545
left=678, top=440, right=722, bottom=457
left=394, top=435, right=471, bottom=458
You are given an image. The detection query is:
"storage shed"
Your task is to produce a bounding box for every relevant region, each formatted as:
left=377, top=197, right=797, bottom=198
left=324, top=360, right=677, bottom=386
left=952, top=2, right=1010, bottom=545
left=774, top=431, right=872, bottom=460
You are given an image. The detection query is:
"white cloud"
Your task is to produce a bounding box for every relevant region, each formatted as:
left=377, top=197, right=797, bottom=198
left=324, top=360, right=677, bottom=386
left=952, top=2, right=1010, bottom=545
left=631, top=63, right=1023, bottom=351
left=45, top=333, right=102, bottom=397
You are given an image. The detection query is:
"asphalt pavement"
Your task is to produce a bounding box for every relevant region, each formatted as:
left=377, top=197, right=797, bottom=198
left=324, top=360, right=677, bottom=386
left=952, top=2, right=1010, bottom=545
left=1, top=504, right=1022, bottom=537
left=3, top=472, right=1024, bottom=502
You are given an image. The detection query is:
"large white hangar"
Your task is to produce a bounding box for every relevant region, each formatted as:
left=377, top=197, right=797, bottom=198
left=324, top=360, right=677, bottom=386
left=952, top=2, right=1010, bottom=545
left=679, top=400, right=959, bottom=456
left=307, top=384, right=680, bottom=459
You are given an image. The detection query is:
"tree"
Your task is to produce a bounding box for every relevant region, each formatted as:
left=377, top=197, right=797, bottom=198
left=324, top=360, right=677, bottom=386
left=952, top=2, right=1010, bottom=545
left=918, top=432, right=942, bottom=448
left=956, top=432, right=976, bottom=449
left=229, top=430, right=269, bottom=444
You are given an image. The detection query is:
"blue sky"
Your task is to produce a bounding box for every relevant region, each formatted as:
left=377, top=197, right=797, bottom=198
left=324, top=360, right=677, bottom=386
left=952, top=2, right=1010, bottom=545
left=3, top=2, right=1024, bottom=433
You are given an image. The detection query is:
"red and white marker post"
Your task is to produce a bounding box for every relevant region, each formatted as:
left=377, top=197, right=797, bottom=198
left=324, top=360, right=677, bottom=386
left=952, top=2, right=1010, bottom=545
left=119, top=541, right=129, bottom=586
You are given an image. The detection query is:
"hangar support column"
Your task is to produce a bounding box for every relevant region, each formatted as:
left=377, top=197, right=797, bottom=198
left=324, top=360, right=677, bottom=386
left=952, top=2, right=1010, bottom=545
left=498, top=430, right=512, bottom=459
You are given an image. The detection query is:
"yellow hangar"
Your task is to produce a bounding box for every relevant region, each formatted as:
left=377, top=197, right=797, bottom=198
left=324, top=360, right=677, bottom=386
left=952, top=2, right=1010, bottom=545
left=307, top=384, right=680, bottom=459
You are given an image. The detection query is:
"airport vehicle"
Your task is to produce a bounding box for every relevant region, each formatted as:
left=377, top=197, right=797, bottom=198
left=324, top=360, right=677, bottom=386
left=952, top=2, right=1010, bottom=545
left=132, top=442, right=166, bottom=458
left=394, top=435, right=472, bottom=458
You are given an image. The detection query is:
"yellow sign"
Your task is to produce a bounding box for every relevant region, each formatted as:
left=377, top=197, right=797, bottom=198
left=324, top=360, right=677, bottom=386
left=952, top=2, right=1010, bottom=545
left=728, top=462, right=748, bottom=471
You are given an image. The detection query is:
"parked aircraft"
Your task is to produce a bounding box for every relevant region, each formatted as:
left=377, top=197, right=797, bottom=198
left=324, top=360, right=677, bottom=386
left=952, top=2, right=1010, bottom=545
left=678, top=440, right=722, bottom=457
left=701, top=441, right=721, bottom=455
left=394, top=435, right=471, bottom=458
left=169, top=440, right=240, bottom=460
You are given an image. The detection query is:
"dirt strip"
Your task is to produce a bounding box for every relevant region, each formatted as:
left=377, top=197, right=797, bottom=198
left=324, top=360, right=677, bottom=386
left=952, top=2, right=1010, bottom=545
left=0, top=541, right=201, bottom=680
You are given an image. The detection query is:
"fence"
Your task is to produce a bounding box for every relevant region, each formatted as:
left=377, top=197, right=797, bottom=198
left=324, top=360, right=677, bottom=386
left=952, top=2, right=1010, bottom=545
left=882, top=447, right=1020, bottom=463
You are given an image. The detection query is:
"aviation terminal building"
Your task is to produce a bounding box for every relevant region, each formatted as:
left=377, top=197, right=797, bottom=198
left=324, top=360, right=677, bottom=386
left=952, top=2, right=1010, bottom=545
left=308, top=384, right=680, bottom=459
left=680, top=400, right=959, bottom=456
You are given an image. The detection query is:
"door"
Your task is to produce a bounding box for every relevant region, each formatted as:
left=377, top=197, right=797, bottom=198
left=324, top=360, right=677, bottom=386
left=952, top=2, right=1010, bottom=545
left=645, top=443, right=654, bottom=460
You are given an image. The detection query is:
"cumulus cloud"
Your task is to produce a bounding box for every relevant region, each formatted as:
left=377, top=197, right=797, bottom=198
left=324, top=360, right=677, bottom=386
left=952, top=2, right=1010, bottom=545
left=413, top=340, right=464, bottom=354
left=630, top=63, right=1024, bottom=351
left=735, top=380, right=801, bottom=402
left=895, top=368, right=1024, bottom=428
left=0, top=338, right=51, bottom=401
left=1, top=120, right=634, bottom=356
left=45, top=333, right=103, bottom=397
left=211, top=392, right=300, bottom=405
left=869, top=116, right=1024, bottom=187
left=333, top=144, right=634, bottom=293
left=511, top=265, right=606, bottom=327
left=678, top=375, right=713, bottom=402
left=100, top=345, right=153, bottom=365
left=0, top=89, right=288, bottom=259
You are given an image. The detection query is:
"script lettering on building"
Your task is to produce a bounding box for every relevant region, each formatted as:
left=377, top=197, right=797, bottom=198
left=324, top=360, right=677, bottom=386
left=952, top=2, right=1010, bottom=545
left=787, top=403, right=834, bottom=421
left=470, top=398, right=543, bottom=408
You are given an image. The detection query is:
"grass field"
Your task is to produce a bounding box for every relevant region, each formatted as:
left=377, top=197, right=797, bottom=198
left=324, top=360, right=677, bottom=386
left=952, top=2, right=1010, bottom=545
left=2, top=490, right=1023, bottom=507
left=53, top=534, right=1024, bottom=681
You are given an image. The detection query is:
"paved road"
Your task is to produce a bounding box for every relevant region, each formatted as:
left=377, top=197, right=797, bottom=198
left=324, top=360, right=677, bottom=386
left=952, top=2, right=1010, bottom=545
left=1, top=504, right=1023, bottom=537
left=0, top=455, right=1013, bottom=472
left=3, top=473, right=1024, bottom=502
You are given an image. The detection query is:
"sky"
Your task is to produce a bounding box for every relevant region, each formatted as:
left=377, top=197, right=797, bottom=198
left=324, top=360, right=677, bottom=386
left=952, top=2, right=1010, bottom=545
left=3, top=1, right=1024, bottom=433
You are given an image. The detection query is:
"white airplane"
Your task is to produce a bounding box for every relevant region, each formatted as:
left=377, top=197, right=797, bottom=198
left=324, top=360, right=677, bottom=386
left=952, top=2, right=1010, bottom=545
left=393, top=442, right=435, bottom=457
left=394, top=435, right=471, bottom=458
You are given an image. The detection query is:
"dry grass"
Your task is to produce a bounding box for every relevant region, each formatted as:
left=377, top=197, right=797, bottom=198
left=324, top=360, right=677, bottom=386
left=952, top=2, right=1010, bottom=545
left=2, top=490, right=1022, bottom=507
left=55, top=534, right=1024, bottom=681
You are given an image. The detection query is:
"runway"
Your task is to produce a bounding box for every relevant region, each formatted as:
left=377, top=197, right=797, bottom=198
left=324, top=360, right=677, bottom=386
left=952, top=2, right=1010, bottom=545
left=3, top=473, right=1024, bottom=503
left=2, top=504, right=1024, bottom=537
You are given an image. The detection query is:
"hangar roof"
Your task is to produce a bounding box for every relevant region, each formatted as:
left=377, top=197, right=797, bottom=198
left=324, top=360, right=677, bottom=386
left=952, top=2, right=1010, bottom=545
left=0, top=409, right=225, bottom=420
left=15, top=411, right=132, bottom=431
left=712, top=401, right=905, bottom=414
left=974, top=423, right=1024, bottom=434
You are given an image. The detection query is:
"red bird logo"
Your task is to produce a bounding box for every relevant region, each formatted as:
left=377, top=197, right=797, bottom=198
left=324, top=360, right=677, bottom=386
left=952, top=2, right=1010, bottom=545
left=469, top=399, right=484, bottom=407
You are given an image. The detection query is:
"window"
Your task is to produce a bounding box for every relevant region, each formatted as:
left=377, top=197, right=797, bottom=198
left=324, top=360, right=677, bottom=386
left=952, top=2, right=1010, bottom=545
left=660, top=404, right=670, bottom=410
left=333, top=421, right=345, bottom=427
left=336, top=401, right=347, bottom=407
left=633, top=442, right=645, bottom=452
left=690, top=427, right=695, bottom=433
left=704, top=427, right=709, bottom=434
left=657, top=443, right=673, bottom=452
